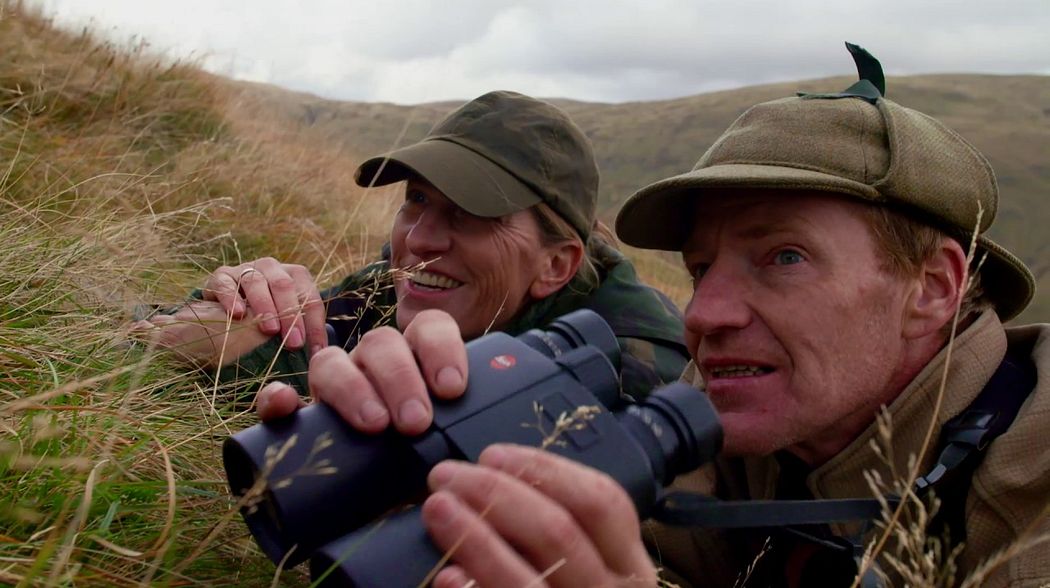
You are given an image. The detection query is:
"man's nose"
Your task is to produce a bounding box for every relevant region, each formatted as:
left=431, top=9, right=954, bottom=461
left=404, top=210, right=452, bottom=255
left=683, top=262, right=752, bottom=337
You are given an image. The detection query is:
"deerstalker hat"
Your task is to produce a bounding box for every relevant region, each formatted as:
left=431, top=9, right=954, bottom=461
left=616, top=44, right=1034, bottom=320
left=355, top=91, right=599, bottom=240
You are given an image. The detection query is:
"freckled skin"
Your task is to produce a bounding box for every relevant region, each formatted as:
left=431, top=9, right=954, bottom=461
left=681, top=193, right=925, bottom=465
left=389, top=179, right=552, bottom=339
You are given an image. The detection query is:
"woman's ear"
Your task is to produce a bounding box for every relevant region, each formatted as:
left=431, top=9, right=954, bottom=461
left=901, top=238, right=969, bottom=340
left=529, top=240, right=584, bottom=299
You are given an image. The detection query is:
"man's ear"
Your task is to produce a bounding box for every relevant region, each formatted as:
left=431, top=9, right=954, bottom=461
left=902, top=238, right=969, bottom=339
left=529, top=240, right=584, bottom=299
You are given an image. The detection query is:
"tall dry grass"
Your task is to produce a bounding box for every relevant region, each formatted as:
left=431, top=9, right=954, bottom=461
left=0, top=1, right=398, bottom=584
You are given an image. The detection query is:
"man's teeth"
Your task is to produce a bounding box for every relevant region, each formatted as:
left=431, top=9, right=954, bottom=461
left=410, top=271, right=462, bottom=290
left=710, top=365, right=770, bottom=378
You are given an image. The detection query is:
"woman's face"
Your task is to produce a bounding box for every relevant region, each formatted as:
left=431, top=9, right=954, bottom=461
left=389, top=179, right=554, bottom=339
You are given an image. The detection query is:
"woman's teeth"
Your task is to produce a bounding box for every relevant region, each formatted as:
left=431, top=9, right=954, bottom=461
left=411, top=271, right=462, bottom=290
left=710, top=365, right=771, bottom=378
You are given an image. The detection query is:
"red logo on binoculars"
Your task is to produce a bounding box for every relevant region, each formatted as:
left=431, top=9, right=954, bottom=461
left=490, top=355, right=517, bottom=370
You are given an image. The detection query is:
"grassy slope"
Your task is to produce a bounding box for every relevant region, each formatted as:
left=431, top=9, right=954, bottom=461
left=243, top=75, right=1050, bottom=322
left=0, top=3, right=389, bottom=585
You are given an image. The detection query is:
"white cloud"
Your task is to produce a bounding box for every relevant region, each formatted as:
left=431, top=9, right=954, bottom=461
left=31, top=0, right=1050, bottom=104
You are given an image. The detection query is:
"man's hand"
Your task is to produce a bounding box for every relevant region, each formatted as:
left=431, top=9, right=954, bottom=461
left=135, top=301, right=271, bottom=368
left=202, top=257, right=325, bottom=355
left=423, top=444, right=658, bottom=588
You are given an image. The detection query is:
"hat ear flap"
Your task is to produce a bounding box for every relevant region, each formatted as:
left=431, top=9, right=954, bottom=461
left=845, top=42, right=885, bottom=96
left=797, top=42, right=885, bottom=104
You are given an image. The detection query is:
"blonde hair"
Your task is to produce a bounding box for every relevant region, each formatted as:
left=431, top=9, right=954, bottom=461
left=529, top=202, right=619, bottom=290
left=861, top=204, right=991, bottom=324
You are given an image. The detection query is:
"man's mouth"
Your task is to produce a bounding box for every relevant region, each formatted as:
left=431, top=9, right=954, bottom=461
left=409, top=271, right=463, bottom=291
left=708, top=364, right=774, bottom=379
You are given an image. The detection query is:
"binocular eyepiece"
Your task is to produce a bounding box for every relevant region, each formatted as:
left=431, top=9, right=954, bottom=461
left=223, top=309, right=722, bottom=587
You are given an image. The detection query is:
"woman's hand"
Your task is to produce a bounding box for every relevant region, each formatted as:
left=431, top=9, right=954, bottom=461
left=135, top=301, right=271, bottom=367
left=202, top=257, right=326, bottom=355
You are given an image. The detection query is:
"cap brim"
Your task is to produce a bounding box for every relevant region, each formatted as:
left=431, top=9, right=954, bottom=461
left=616, top=164, right=882, bottom=251
left=974, top=236, right=1035, bottom=322
left=354, top=138, right=540, bottom=217
left=616, top=163, right=1035, bottom=322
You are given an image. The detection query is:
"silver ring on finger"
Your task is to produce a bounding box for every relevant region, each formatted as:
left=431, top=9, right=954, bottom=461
left=238, top=267, right=260, bottom=281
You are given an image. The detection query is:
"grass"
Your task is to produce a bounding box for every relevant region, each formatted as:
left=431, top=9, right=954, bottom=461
left=0, top=2, right=384, bottom=584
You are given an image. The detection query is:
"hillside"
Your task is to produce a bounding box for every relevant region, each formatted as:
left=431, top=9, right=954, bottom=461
left=237, top=75, right=1050, bottom=323
left=0, top=4, right=373, bottom=584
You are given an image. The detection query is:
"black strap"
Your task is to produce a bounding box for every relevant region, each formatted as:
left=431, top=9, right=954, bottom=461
left=918, top=350, right=1037, bottom=544
left=655, top=493, right=896, bottom=529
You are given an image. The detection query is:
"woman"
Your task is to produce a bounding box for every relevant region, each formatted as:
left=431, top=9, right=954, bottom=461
left=149, top=91, right=687, bottom=401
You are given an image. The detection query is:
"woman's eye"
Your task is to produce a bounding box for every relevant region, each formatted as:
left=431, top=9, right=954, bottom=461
left=406, top=190, right=427, bottom=205
left=773, top=249, right=804, bottom=265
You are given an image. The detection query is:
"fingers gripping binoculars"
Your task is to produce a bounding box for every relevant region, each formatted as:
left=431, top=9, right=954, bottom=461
left=223, top=309, right=722, bottom=587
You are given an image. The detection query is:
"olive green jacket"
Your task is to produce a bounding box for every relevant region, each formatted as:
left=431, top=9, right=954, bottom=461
left=647, top=310, right=1050, bottom=587
left=217, top=243, right=689, bottom=401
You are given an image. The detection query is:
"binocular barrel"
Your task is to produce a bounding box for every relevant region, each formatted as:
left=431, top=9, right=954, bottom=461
left=223, top=403, right=432, bottom=566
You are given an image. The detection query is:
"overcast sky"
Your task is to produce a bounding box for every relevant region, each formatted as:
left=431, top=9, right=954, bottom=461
left=31, top=0, right=1050, bottom=105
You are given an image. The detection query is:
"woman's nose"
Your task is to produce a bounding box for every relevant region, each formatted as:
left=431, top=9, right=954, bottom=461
left=404, top=210, right=453, bottom=255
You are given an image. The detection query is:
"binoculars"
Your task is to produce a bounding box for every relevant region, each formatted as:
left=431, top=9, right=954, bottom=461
left=223, top=309, right=722, bottom=587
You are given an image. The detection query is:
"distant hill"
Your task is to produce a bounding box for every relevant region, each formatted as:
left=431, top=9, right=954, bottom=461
left=231, top=75, right=1049, bottom=323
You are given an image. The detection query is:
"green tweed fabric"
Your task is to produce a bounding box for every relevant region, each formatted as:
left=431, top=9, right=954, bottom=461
left=355, top=91, right=599, bottom=241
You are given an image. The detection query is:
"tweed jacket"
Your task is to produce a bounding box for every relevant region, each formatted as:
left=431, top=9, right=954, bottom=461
left=648, top=310, right=1049, bottom=587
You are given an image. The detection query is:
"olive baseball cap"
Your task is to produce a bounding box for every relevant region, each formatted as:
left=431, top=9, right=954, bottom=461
left=616, top=81, right=1035, bottom=321
left=355, top=91, right=599, bottom=240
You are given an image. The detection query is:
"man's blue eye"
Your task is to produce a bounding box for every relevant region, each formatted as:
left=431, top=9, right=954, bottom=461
left=774, top=250, right=804, bottom=265
left=406, top=190, right=426, bottom=204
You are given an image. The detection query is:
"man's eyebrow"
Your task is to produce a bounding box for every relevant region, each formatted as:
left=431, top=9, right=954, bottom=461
left=682, top=215, right=814, bottom=259
left=734, top=217, right=812, bottom=240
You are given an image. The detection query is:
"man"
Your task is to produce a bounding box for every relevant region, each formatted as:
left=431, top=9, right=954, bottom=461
left=257, top=55, right=1048, bottom=586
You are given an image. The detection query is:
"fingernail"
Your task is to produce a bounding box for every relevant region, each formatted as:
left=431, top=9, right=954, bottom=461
left=428, top=461, right=456, bottom=488
left=398, top=399, right=428, bottom=427
left=358, top=400, right=388, bottom=425
left=262, top=314, right=280, bottom=333
left=287, top=327, right=303, bottom=348
left=424, top=492, right=458, bottom=527
left=435, top=366, right=463, bottom=392
left=481, top=445, right=508, bottom=469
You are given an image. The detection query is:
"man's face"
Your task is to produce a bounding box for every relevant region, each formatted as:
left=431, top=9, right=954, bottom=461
left=389, top=179, right=547, bottom=339
left=681, top=193, right=917, bottom=464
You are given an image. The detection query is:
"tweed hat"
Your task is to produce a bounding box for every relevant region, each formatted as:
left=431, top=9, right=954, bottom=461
left=355, top=90, right=599, bottom=240
left=616, top=47, right=1034, bottom=320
